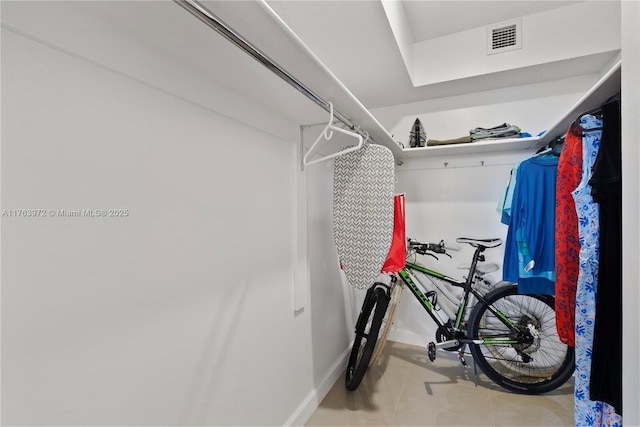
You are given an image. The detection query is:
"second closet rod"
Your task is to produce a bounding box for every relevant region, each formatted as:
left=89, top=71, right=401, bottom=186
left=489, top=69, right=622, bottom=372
left=174, top=0, right=369, bottom=141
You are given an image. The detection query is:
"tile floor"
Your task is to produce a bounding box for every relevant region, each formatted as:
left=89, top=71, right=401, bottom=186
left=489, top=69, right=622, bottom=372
left=306, top=341, right=574, bottom=426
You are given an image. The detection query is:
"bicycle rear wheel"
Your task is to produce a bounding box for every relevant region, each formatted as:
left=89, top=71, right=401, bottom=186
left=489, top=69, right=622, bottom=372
left=468, top=284, right=575, bottom=394
left=369, top=280, right=403, bottom=367
left=345, top=286, right=389, bottom=391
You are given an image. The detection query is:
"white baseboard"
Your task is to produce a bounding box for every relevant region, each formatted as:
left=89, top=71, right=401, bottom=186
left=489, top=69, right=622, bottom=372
left=283, top=345, right=351, bottom=427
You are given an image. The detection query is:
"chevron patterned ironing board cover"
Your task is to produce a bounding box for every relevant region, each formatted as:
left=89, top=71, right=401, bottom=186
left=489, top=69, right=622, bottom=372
left=333, top=143, right=395, bottom=289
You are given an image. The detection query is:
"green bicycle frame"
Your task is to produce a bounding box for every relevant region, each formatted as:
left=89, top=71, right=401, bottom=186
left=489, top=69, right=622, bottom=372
left=399, top=261, right=522, bottom=345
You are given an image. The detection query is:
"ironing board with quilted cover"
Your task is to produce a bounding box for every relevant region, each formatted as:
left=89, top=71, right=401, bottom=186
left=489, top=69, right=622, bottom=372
left=333, top=143, right=395, bottom=289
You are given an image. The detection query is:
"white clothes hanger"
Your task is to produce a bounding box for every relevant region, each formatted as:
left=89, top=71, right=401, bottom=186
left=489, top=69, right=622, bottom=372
left=303, top=102, right=365, bottom=166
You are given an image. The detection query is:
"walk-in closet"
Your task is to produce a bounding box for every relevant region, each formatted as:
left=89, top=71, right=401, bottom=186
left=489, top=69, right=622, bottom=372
left=2, top=1, right=638, bottom=426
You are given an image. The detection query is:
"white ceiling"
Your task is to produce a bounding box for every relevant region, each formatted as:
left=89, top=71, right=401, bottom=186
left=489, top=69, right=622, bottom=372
left=403, top=1, right=582, bottom=42
left=44, top=0, right=619, bottom=124
left=266, top=0, right=618, bottom=109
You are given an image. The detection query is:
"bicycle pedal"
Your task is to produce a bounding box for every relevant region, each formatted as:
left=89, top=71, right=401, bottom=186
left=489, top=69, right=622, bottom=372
left=427, top=342, right=436, bottom=362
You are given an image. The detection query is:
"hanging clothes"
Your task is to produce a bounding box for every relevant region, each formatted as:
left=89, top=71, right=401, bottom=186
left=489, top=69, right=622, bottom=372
left=572, top=114, right=621, bottom=427
left=588, top=100, right=622, bottom=416
left=554, top=124, right=583, bottom=347
left=503, top=154, right=558, bottom=295
left=499, top=163, right=519, bottom=225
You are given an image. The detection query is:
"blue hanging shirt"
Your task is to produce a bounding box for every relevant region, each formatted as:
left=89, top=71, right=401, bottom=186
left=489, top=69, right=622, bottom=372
left=503, top=155, right=559, bottom=294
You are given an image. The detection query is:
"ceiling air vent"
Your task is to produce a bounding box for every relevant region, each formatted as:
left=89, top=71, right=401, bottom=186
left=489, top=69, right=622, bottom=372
left=487, top=19, right=522, bottom=55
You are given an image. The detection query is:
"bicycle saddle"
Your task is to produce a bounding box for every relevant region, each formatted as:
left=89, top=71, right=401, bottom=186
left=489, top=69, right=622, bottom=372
left=456, top=237, right=502, bottom=248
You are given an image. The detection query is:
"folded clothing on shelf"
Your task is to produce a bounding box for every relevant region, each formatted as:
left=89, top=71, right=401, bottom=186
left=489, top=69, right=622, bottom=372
left=426, top=136, right=471, bottom=146
left=469, top=123, right=521, bottom=141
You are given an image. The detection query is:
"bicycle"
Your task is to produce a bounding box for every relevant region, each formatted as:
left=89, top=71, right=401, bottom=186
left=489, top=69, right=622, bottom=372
left=345, top=237, right=575, bottom=395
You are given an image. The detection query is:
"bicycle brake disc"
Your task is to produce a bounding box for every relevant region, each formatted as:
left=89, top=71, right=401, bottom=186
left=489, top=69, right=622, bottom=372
left=513, top=315, right=542, bottom=356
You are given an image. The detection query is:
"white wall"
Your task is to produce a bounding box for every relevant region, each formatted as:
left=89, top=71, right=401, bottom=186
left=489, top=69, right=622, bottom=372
left=411, top=2, right=620, bottom=87
left=1, top=3, right=351, bottom=426
left=370, top=72, right=608, bottom=348
left=621, top=0, right=640, bottom=423
left=373, top=23, right=639, bottom=418
left=305, top=157, right=361, bottom=373
left=4, top=2, right=637, bottom=425
left=372, top=73, right=600, bottom=142
left=387, top=151, right=522, bottom=346
left=301, top=124, right=368, bottom=356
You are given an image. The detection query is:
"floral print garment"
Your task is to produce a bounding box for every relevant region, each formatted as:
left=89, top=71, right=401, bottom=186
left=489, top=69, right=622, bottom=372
left=572, top=115, right=621, bottom=426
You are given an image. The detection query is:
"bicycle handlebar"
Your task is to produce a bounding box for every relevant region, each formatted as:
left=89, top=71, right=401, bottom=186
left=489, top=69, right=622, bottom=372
left=407, top=238, right=450, bottom=256
left=408, top=237, right=502, bottom=260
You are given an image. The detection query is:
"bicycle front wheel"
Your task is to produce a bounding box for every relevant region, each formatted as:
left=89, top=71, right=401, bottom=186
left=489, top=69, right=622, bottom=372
left=468, top=284, right=575, bottom=394
left=345, top=286, right=389, bottom=391
left=369, top=280, right=403, bottom=367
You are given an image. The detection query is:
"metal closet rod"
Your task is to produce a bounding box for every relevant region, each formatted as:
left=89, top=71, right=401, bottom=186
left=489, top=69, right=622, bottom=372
left=174, top=0, right=369, bottom=141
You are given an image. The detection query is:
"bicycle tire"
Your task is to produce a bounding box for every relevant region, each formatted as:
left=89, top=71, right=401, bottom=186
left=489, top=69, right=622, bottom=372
left=468, top=284, right=575, bottom=394
left=345, top=286, right=389, bottom=391
left=369, top=281, right=403, bottom=367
